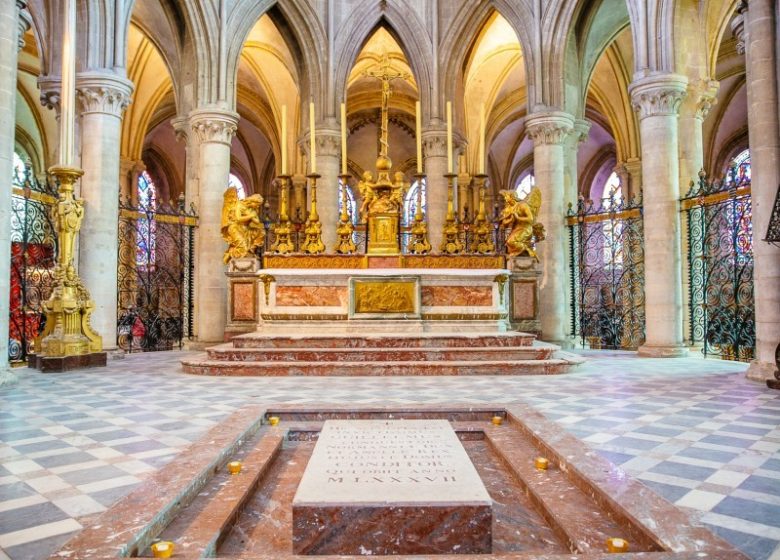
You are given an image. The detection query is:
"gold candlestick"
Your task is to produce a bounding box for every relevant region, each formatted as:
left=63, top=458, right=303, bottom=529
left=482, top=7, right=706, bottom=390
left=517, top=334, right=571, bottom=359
left=440, top=173, right=464, bottom=255
left=469, top=173, right=495, bottom=254
left=270, top=175, right=294, bottom=254
left=408, top=174, right=431, bottom=254
left=301, top=174, right=325, bottom=254
left=335, top=174, right=357, bottom=254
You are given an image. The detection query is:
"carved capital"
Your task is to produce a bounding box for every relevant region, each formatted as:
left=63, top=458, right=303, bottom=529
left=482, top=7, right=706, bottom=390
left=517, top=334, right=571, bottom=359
left=525, top=111, right=575, bottom=146
left=629, top=74, right=688, bottom=119
left=691, top=79, right=719, bottom=120
left=731, top=9, right=746, bottom=55
left=189, top=108, right=239, bottom=145
left=17, top=2, right=31, bottom=51
left=76, top=72, right=134, bottom=117
left=171, top=115, right=190, bottom=144
left=299, top=127, right=341, bottom=159
left=572, top=119, right=591, bottom=145
left=421, top=130, right=448, bottom=158
left=38, top=75, right=61, bottom=113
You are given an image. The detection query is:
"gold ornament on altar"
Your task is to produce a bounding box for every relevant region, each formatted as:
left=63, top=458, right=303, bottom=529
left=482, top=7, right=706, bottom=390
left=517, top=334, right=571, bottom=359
left=470, top=174, right=495, bottom=254
left=301, top=174, right=325, bottom=255
left=499, top=187, right=545, bottom=259
left=335, top=175, right=357, bottom=254
left=221, top=187, right=265, bottom=264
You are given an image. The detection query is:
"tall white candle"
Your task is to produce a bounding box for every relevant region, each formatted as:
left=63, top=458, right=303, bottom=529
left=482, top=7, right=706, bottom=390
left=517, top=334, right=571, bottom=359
left=416, top=101, right=422, bottom=174
left=281, top=105, right=287, bottom=175
left=478, top=103, right=485, bottom=175
left=309, top=101, right=316, bottom=174
left=60, top=0, right=77, bottom=167
left=446, top=101, right=453, bottom=174
left=341, top=102, right=347, bottom=175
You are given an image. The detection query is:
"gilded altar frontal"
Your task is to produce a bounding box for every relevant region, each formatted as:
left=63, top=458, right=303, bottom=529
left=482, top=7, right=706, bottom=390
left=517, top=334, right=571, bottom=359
left=2, top=0, right=779, bottom=558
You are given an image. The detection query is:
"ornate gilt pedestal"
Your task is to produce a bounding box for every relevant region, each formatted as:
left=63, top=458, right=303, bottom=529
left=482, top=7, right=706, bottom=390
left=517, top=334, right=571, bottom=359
left=367, top=212, right=400, bottom=255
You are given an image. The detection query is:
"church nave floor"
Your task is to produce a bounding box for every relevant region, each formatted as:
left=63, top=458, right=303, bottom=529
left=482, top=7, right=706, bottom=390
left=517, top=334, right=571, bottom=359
left=0, top=351, right=778, bottom=560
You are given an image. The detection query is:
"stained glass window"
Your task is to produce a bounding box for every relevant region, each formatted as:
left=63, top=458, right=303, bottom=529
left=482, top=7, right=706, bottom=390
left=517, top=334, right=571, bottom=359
left=403, top=179, right=426, bottom=226
left=228, top=173, right=246, bottom=199
left=727, top=149, right=751, bottom=185
left=12, top=151, right=26, bottom=186
left=338, top=182, right=358, bottom=224
left=137, top=171, right=157, bottom=268
left=516, top=174, right=534, bottom=198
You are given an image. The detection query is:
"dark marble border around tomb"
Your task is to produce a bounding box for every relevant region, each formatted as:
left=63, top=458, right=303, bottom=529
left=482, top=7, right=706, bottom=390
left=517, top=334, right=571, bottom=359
left=50, top=403, right=749, bottom=560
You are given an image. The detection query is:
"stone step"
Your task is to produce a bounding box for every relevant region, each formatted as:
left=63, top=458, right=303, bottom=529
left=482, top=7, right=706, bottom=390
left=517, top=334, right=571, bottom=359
left=231, top=332, right=535, bottom=349
left=181, top=356, right=572, bottom=376
left=205, top=344, right=555, bottom=362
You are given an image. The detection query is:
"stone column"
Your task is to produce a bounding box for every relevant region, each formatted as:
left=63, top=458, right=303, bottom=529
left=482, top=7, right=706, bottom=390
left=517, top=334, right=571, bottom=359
left=312, top=127, right=340, bottom=251
left=422, top=130, right=448, bottom=251
left=526, top=111, right=574, bottom=344
left=0, top=1, right=29, bottom=383
left=188, top=108, right=238, bottom=342
left=738, top=1, right=780, bottom=380
left=678, top=80, right=718, bottom=192
left=75, top=72, right=133, bottom=350
left=629, top=73, right=689, bottom=357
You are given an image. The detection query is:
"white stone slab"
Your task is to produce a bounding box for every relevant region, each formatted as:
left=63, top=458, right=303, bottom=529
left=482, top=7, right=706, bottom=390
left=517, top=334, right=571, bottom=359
left=293, top=419, right=492, bottom=507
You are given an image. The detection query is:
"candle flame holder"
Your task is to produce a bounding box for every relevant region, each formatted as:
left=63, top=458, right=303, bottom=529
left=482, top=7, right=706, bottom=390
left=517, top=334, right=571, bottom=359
left=606, top=537, right=629, bottom=553
left=228, top=461, right=242, bottom=475
left=151, top=540, right=175, bottom=558
left=534, top=456, right=549, bottom=470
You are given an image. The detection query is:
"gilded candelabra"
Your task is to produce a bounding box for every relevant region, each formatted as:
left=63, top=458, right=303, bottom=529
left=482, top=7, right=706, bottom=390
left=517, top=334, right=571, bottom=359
left=408, top=173, right=431, bottom=254
left=270, top=175, right=294, bottom=254
left=469, top=174, right=495, bottom=254
left=440, top=173, right=464, bottom=254
left=335, top=174, right=357, bottom=254
left=300, top=173, right=325, bottom=254
left=35, top=166, right=102, bottom=359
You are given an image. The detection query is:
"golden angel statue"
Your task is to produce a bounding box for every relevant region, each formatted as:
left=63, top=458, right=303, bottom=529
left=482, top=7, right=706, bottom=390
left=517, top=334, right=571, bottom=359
left=221, top=187, right=266, bottom=264
left=499, top=187, right=545, bottom=258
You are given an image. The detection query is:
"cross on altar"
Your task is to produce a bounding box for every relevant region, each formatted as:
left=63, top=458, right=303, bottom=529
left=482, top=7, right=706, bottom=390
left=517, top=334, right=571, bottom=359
left=363, top=53, right=409, bottom=157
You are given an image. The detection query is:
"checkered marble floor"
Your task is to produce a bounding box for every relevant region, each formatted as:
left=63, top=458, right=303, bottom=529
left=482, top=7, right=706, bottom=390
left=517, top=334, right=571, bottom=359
left=0, top=350, right=778, bottom=560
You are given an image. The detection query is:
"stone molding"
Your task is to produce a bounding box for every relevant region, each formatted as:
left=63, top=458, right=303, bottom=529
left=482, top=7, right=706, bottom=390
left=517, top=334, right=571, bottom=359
left=693, top=80, right=720, bottom=120
left=189, top=108, right=240, bottom=146
left=629, top=74, right=688, bottom=119
left=17, top=1, right=30, bottom=51
left=38, top=75, right=61, bottom=113
left=171, top=115, right=190, bottom=144
left=525, top=111, right=575, bottom=146
left=731, top=6, right=746, bottom=55
left=76, top=72, right=134, bottom=117
left=572, top=119, right=592, bottom=146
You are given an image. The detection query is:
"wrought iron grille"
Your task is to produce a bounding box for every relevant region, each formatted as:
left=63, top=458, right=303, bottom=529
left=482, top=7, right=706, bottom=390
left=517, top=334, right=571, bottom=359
left=567, top=195, right=646, bottom=350
left=682, top=165, right=754, bottom=361
left=8, top=163, right=58, bottom=363
left=117, top=194, right=197, bottom=352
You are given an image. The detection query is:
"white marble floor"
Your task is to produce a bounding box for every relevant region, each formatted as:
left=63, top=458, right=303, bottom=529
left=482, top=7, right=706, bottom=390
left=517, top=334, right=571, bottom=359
left=0, top=350, right=778, bottom=559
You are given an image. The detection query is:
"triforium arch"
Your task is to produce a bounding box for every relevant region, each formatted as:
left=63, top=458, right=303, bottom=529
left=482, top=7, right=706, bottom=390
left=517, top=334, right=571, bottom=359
left=334, top=2, right=433, bottom=123
left=225, top=0, right=326, bottom=117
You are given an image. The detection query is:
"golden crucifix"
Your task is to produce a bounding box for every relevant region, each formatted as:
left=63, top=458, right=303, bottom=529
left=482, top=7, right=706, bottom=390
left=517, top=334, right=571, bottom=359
left=363, top=53, right=409, bottom=158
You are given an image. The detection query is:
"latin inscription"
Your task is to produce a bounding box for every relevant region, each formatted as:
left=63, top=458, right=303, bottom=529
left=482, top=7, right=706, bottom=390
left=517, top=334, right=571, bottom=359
left=293, top=419, right=491, bottom=506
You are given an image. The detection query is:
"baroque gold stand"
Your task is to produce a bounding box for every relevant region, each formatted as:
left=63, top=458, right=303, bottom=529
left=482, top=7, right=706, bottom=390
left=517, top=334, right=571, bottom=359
left=335, top=174, right=357, bottom=254
left=300, top=174, right=325, bottom=255
left=470, top=174, right=495, bottom=254
left=408, top=173, right=431, bottom=254
left=270, top=175, right=295, bottom=254
left=31, top=165, right=106, bottom=372
left=441, top=173, right=464, bottom=255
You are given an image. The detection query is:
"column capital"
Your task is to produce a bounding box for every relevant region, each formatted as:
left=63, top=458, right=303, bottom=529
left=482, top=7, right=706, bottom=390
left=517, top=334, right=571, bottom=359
left=188, top=107, right=239, bottom=146
left=731, top=7, right=746, bottom=55
left=421, top=128, right=448, bottom=158
left=76, top=72, right=134, bottom=117
left=38, top=75, right=61, bottom=113
left=691, top=79, right=719, bottom=119
left=572, top=119, right=591, bottom=145
left=17, top=2, right=31, bottom=52
left=525, top=111, right=575, bottom=146
left=629, top=74, right=688, bottom=119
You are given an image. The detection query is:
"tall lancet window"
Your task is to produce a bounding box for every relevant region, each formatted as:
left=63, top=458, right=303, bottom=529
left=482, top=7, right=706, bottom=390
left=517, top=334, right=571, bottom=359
left=137, top=171, right=157, bottom=268
left=515, top=173, right=534, bottom=199
left=403, top=179, right=427, bottom=226
left=228, top=173, right=247, bottom=199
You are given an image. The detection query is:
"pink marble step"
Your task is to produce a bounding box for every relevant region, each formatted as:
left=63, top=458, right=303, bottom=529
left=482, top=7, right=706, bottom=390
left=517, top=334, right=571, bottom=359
left=206, top=345, right=555, bottom=362
left=181, top=356, right=572, bottom=376
left=231, top=332, right=535, bottom=349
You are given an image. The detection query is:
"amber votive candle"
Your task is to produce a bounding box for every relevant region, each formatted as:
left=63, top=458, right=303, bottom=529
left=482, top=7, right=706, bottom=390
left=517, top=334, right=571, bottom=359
left=534, top=456, right=549, bottom=470
left=151, top=541, right=174, bottom=558
left=268, top=416, right=280, bottom=426
left=491, top=415, right=503, bottom=426
left=606, top=537, right=629, bottom=553
left=227, top=461, right=242, bottom=475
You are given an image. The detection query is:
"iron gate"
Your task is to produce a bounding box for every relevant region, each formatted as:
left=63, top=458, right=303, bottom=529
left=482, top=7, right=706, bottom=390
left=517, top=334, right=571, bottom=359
left=117, top=194, right=197, bottom=352
left=567, top=196, right=646, bottom=349
left=682, top=165, right=754, bottom=361
left=8, top=162, right=58, bottom=363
